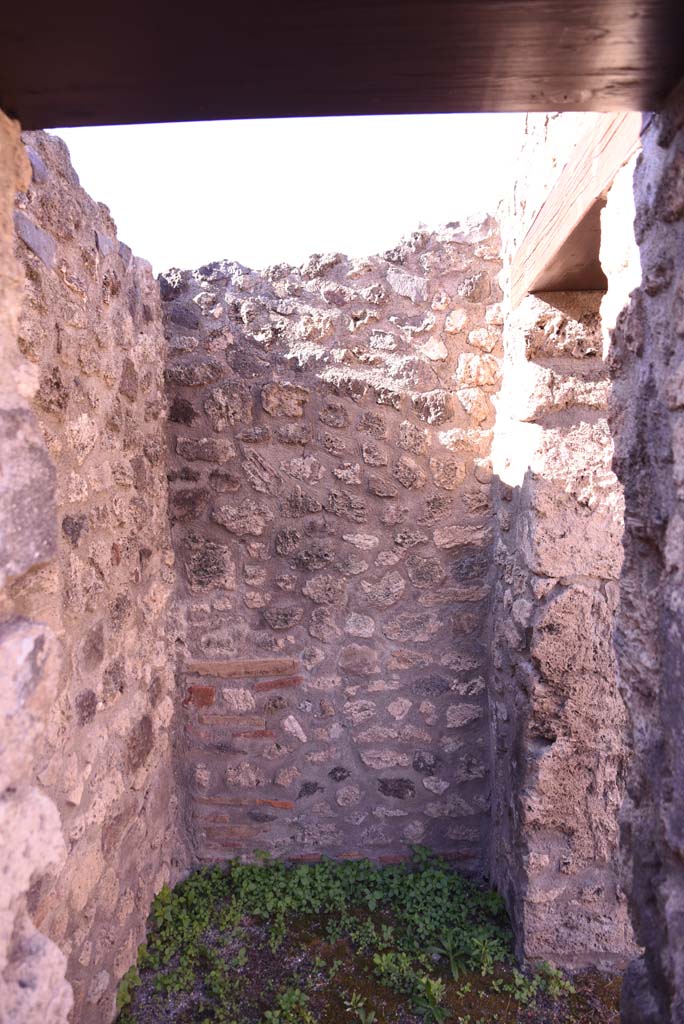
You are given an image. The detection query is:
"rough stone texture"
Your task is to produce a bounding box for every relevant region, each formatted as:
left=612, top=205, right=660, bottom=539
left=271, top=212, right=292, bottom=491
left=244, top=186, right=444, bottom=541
left=10, top=131, right=188, bottom=1024
left=0, top=115, right=73, bottom=1024
left=163, top=223, right=502, bottom=866
left=489, top=113, right=636, bottom=970
left=4, top=107, right=684, bottom=1020
left=607, top=91, right=684, bottom=1024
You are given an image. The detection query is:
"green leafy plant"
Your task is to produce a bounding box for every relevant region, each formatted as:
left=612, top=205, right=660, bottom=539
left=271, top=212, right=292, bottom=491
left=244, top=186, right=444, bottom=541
left=328, top=958, right=344, bottom=979
left=372, top=950, right=417, bottom=994
left=343, top=990, right=377, bottom=1024
left=115, top=848, right=522, bottom=1024
left=428, top=930, right=469, bottom=981
left=412, top=974, right=449, bottom=1024
left=115, top=965, right=141, bottom=1011
left=262, top=986, right=316, bottom=1024
left=233, top=946, right=248, bottom=969
left=535, top=960, right=575, bottom=997
left=504, top=966, right=542, bottom=1006
left=470, top=936, right=496, bottom=976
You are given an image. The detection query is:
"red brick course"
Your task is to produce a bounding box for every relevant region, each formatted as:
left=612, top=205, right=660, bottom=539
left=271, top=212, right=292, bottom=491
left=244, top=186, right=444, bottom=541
left=182, top=685, right=216, bottom=708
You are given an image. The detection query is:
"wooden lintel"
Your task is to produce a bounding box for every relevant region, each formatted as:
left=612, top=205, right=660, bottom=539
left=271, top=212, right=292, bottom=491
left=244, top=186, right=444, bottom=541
left=4, top=7, right=684, bottom=129
left=510, top=112, right=644, bottom=307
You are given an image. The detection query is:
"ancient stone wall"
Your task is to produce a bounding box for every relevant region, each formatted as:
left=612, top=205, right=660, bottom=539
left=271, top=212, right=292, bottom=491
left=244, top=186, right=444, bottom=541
left=3, top=102, right=684, bottom=1024
left=489, top=114, right=636, bottom=967
left=8, top=131, right=188, bottom=1024
left=161, top=225, right=503, bottom=867
left=0, top=114, right=72, bottom=1024
left=607, top=88, right=684, bottom=1024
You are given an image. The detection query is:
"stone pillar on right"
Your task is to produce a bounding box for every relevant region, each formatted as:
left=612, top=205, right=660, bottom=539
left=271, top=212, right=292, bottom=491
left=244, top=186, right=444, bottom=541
left=489, top=286, right=636, bottom=970
left=605, top=88, right=684, bottom=1024
left=489, top=112, right=641, bottom=973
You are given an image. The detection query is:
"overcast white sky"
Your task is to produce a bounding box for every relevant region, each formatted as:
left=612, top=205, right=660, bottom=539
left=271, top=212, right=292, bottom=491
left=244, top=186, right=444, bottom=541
left=52, top=114, right=525, bottom=275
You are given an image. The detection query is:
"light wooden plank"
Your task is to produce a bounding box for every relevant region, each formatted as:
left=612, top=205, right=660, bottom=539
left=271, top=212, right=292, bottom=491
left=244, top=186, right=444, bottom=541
left=511, top=112, right=643, bottom=306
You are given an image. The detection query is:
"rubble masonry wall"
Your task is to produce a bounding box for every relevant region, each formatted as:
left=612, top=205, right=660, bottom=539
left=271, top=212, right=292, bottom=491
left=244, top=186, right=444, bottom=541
left=488, top=113, right=637, bottom=968
left=162, top=224, right=503, bottom=866
left=607, top=89, right=684, bottom=1024
left=8, top=131, right=188, bottom=1024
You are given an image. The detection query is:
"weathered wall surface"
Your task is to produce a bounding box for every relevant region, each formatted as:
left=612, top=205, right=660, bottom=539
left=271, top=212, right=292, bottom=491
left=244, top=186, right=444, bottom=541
left=607, top=90, right=684, bottom=1024
left=161, top=225, right=503, bottom=867
left=4, top=102, right=681, bottom=1022
left=9, top=131, right=187, bottom=1024
left=489, top=290, right=634, bottom=967
left=490, top=114, right=636, bottom=968
left=0, top=115, right=73, bottom=1024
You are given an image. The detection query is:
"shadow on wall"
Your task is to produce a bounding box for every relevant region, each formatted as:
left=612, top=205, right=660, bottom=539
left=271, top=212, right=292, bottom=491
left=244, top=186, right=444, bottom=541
left=605, top=99, right=684, bottom=1024
left=493, top=92, right=684, bottom=1019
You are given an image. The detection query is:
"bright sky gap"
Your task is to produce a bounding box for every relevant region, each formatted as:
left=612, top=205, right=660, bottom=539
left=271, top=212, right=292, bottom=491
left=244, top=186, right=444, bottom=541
left=52, top=114, right=525, bottom=275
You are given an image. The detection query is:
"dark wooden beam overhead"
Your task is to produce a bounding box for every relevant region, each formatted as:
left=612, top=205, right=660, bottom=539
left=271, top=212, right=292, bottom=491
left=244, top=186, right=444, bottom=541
left=2, top=2, right=684, bottom=129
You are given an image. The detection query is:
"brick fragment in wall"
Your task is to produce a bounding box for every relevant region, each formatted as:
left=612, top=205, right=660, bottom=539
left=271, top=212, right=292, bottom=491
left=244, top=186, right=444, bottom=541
left=187, top=657, right=298, bottom=678
left=183, top=685, right=216, bottom=708
left=368, top=473, right=399, bottom=498
left=161, top=217, right=502, bottom=868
